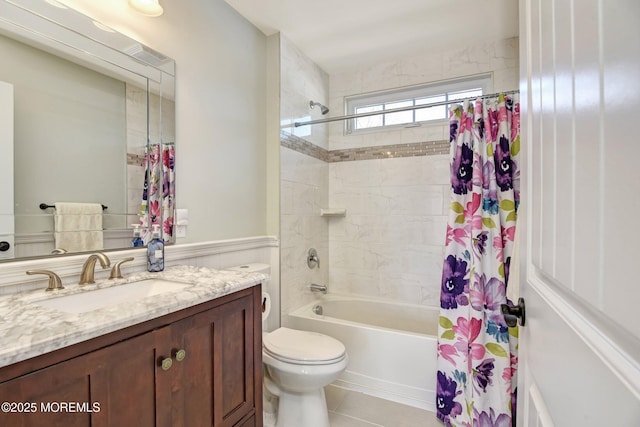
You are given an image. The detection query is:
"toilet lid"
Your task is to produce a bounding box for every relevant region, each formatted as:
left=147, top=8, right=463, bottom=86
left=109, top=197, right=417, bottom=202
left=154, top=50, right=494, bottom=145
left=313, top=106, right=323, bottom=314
left=263, top=327, right=346, bottom=364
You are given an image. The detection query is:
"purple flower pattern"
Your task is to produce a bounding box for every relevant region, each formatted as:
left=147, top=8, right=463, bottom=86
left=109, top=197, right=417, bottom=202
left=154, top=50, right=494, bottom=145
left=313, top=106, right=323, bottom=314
left=474, top=408, right=512, bottom=427
left=495, top=136, right=513, bottom=191
left=441, top=255, right=470, bottom=309
left=451, top=144, right=474, bottom=195
left=436, top=372, right=463, bottom=422
left=474, top=358, right=496, bottom=393
left=450, top=121, right=459, bottom=143
left=438, top=95, right=520, bottom=426
left=474, top=231, right=489, bottom=256
left=470, top=274, right=507, bottom=324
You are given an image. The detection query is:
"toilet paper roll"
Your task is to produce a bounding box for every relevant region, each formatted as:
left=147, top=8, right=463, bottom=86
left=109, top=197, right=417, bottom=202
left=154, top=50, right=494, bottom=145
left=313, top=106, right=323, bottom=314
left=261, top=292, right=271, bottom=321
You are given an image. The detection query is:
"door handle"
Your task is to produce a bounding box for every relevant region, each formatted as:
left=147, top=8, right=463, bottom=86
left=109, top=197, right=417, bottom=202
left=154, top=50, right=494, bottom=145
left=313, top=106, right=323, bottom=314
left=501, top=297, right=526, bottom=327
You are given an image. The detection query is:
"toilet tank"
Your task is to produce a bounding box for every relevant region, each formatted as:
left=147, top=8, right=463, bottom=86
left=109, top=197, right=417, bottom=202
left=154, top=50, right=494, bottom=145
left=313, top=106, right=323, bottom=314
left=227, top=263, right=271, bottom=275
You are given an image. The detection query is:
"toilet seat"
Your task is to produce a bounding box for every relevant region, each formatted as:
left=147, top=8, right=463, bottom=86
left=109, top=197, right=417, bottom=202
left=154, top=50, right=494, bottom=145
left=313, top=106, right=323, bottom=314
left=263, top=327, right=346, bottom=365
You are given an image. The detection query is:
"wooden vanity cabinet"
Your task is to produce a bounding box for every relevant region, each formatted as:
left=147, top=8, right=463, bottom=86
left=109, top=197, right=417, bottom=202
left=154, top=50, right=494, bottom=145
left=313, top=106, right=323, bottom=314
left=0, top=285, right=263, bottom=427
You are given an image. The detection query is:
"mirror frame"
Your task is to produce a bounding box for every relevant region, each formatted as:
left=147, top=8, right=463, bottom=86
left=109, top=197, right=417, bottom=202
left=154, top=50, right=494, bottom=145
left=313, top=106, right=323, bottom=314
left=0, top=0, right=176, bottom=262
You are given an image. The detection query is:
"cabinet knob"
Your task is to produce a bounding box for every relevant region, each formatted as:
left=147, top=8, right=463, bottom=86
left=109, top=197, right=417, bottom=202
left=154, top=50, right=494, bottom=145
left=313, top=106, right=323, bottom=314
left=175, top=349, right=186, bottom=362
left=160, top=357, right=173, bottom=371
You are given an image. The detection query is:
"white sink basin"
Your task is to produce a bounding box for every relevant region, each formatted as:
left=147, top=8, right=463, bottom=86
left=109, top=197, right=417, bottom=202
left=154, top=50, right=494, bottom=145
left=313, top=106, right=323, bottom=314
left=35, top=279, right=191, bottom=314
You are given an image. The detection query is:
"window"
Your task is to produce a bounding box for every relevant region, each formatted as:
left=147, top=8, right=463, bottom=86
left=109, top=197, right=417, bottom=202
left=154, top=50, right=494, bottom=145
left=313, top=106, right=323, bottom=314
left=345, top=75, right=492, bottom=134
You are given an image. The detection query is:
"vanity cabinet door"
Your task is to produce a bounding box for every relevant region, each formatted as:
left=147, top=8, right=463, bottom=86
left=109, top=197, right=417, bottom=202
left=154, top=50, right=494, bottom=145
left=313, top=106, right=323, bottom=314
left=170, top=292, right=256, bottom=427
left=0, top=326, right=171, bottom=427
left=91, top=325, right=172, bottom=427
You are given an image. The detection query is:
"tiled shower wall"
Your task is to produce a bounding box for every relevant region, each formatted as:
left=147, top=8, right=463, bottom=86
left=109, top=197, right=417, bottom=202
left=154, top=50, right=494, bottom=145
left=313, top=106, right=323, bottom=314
left=280, top=36, right=519, bottom=312
left=328, top=37, right=519, bottom=151
left=327, top=37, right=519, bottom=307
left=279, top=35, right=330, bottom=324
left=328, top=155, right=450, bottom=306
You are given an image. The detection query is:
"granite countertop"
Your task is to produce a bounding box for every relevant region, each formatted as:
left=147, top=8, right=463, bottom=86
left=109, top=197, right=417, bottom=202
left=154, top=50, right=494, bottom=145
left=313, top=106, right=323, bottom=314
left=0, top=265, right=269, bottom=369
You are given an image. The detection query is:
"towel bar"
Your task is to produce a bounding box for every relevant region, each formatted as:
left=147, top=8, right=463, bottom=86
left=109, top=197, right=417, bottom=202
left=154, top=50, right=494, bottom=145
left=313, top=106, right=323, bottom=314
left=39, top=203, right=108, bottom=210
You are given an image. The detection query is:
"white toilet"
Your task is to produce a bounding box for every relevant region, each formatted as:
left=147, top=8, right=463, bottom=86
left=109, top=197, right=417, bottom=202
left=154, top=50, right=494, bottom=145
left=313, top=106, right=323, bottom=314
left=263, top=327, right=348, bottom=427
left=227, top=264, right=348, bottom=427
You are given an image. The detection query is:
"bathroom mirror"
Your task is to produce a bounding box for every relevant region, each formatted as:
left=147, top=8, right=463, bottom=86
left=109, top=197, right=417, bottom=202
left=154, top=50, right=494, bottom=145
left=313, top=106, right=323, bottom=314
left=0, top=0, right=176, bottom=261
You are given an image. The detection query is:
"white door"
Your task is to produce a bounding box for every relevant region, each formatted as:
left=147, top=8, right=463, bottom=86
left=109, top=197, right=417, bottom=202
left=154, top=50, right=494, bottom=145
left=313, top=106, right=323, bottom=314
left=518, top=0, right=640, bottom=425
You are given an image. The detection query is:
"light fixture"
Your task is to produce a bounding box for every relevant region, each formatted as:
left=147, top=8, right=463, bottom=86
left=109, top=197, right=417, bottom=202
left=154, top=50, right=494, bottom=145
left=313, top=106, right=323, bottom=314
left=128, top=0, right=163, bottom=17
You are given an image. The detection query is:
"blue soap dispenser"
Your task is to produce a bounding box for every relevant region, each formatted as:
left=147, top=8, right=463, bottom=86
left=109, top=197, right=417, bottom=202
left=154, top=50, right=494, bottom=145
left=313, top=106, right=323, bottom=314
left=131, top=224, right=144, bottom=247
left=147, top=224, right=164, bottom=272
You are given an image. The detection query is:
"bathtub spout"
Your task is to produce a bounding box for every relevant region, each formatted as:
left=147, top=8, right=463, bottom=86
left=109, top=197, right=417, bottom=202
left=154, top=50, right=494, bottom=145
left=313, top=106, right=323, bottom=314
left=310, top=283, right=327, bottom=294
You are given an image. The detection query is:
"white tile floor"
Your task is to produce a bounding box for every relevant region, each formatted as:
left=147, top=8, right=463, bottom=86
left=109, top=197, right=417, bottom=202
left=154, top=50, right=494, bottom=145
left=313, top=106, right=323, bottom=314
left=325, top=385, right=442, bottom=427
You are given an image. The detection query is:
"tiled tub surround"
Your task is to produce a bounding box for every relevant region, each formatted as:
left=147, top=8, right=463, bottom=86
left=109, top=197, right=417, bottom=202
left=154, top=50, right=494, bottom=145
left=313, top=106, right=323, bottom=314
left=281, top=134, right=450, bottom=307
left=281, top=131, right=449, bottom=162
left=0, top=265, right=269, bottom=368
left=329, top=154, right=449, bottom=306
left=328, top=37, right=519, bottom=152
left=280, top=36, right=517, bottom=311
left=280, top=35, right=329, bottom=151
left=278, top=33, right=331, bottom=327
left=324, top=37, right=516, bottom=306
left=280, top=146, right=329, bottom=322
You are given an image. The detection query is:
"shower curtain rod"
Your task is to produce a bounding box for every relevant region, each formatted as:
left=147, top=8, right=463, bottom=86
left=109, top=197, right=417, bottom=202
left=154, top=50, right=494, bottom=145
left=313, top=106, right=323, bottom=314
left=289, top=89, right=519, bottom=128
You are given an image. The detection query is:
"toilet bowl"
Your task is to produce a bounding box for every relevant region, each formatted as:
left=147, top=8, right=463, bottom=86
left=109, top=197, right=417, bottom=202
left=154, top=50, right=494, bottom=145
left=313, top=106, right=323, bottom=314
left=226, top=263, right=348, bottom=427
left=263, top=327, right=348, bottom=427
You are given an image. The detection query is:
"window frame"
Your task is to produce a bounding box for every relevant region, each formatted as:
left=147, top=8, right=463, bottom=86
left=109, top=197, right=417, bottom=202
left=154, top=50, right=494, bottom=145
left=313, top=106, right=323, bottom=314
left=344, top=74, right=493, bottom=134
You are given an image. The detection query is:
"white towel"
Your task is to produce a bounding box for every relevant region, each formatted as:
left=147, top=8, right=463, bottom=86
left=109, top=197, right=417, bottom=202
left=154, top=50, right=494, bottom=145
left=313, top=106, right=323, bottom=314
left=506, top=221, right=521, bottom=303
left=54, top=202, right=103, bottom=252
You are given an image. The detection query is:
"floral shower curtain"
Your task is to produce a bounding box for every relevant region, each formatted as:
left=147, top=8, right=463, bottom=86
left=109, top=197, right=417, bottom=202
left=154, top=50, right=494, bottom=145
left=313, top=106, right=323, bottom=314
left=140, top=143, right=175, bottom=242
left=437, top=94, right=520, bottom=426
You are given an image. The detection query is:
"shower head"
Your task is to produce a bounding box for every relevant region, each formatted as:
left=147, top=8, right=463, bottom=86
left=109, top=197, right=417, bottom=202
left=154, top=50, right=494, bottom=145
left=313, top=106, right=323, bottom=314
left=309, top=100, right=329, bottom=115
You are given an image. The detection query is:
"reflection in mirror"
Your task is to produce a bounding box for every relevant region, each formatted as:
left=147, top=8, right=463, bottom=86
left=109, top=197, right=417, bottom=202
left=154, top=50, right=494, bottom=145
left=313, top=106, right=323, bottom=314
left=0, top=0, right=175, bottom=262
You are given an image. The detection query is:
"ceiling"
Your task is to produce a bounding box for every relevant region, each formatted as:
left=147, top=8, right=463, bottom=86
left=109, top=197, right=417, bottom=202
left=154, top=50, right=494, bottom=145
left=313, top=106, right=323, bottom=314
left=224, top=0, right=519, bottom=74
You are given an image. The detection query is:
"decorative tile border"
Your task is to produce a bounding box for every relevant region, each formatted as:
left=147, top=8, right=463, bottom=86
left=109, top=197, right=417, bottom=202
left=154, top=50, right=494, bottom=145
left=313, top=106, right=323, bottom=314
left=127, top=152, right=145, bottom=166
left=280, top=131, right=449, bottom=163
left=280, top=132, right=329, bottom=162
left=328, top=140, right=450, bottom=162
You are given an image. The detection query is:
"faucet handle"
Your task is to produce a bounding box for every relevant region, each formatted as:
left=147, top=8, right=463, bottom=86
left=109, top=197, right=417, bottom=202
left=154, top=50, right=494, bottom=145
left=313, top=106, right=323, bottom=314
left=26, top=270, right=64, bottom=291
left=307, top=248, right=320, bottom=269
left=109, top=257, right=134, bottom=280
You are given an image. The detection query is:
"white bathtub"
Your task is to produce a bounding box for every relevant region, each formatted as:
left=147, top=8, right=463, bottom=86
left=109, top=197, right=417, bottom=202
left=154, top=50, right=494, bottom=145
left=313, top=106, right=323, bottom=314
left=288, top=295, right=437, bottom=411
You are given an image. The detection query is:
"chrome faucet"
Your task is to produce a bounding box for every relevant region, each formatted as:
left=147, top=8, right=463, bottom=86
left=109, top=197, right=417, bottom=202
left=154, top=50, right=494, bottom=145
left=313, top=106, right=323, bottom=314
left=79, top=252, right=111, bottom=285
left=310, top=283, right=327, bottom=294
